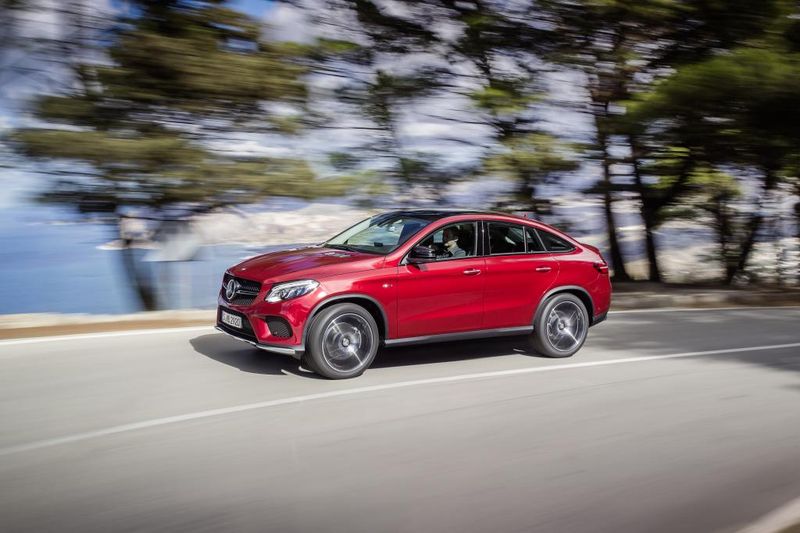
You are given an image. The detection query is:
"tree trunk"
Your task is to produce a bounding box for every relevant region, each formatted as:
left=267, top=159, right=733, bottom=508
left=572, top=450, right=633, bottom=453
left=726, top=170, right=778, bottom=284
left=641, top=212, right=661, bottom=282
left=628, top=134, right=661, bottom=282
left=386, top=119, right=418, bottom=206
left=795, top=199, right=800, bottom=285
left=116, top=217, right=158, bottom=311
left=525, top=177, right=541, bottom=217
left=729, top=211, right=762, bottom=284
left=596, top=112, right=631, bottom=281
left=714, top=200, right=737, bottom=284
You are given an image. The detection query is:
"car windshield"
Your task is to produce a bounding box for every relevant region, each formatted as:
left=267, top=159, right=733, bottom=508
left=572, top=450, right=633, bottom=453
left=324, top=214, right=433, bottom=255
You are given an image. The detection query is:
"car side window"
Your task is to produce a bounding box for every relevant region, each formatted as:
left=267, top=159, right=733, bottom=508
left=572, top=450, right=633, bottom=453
left=525, top=227, right=546, bottom=253
left=487, top=222, right=526, bottom=255
left=538, top=230, right=575, bottom=252
left=417, top=222, right=477, bottom=260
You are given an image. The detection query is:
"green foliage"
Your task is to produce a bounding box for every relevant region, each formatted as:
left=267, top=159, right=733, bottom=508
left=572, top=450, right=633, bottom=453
left=485, top=133, right=579, bottom=213
left=6, top=0, right=800, bottom=287
left=535, top=0, right=789, bottom=281
left=632, top=47, right=800, bottom=163
left=662, top=167, right=742, bottom=219
left=627, top=11, right=800, bottom=281
left=310, top=2, right=459, bottom=202
left=487, top=134, right=579, bottom=177
left=10, top=0, right=350, bottom=218
left=331, top=67, right=449, bottom=199
left=469, top=83, right=539, bottom=117
left=663, top=167, right=745, bottom=276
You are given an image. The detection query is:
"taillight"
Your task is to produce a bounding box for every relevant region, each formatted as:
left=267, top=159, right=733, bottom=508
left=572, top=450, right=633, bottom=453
left=593, top=262, right=609, bottom=274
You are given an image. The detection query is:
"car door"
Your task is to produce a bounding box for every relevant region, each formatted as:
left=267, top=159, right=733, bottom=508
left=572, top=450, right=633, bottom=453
left=395, top=221, right=485, bottom=338
left=482, top=222, right=559, bottom=329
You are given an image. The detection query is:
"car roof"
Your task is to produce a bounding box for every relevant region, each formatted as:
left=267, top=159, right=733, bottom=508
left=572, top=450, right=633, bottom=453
left=381, top=208, right=523, bottom=221
left=379, top=209, right=575, bottom=241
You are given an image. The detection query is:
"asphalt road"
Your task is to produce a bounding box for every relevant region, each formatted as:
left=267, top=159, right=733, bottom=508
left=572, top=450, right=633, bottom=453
left=2, top=307, right=800, bottom=533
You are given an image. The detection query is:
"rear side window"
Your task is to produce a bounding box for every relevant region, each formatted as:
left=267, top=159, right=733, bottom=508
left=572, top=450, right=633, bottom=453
left=538, top=230, right=575, bottom=252
left=525, top=227, right=546, bottom=253
left=487, top=222, right=526, bottom=254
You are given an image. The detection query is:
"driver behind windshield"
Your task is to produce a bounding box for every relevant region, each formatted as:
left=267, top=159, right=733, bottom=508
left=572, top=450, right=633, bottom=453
left=443, top=227, right=466, bottom=258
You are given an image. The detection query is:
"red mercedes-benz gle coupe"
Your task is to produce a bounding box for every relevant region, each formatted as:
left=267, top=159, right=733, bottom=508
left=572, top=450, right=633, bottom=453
left=216, top=210, right=611, bottom=379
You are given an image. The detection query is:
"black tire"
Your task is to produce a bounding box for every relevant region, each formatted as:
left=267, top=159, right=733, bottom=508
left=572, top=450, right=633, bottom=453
left=305, top=303, right=380, bottom=379
left=299, top=353, right=318, bottom=374
left=530, top=293, right=589, bottom=358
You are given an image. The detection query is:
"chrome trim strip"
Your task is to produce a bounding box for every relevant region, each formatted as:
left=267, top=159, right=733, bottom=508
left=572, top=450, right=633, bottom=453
left=214, top=326, right=303, bottom=358
left=383, top=325, right=533, bottom=347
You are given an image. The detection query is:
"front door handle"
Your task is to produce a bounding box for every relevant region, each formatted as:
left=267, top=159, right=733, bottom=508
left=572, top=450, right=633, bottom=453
left=463, top=268, right=481, bottom=276
left=535, top=266, right=552, bottom=273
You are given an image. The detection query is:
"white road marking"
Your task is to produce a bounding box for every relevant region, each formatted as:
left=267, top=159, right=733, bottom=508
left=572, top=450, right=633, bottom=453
left=737, top=495, right=800, bottom=533
left=608, top=306, right=800, bottom=315
left=1, top=341, right=799, bottom=457
left=0, top=326, right=214, bottom=347
left=0, top=306, right=798, bottom=348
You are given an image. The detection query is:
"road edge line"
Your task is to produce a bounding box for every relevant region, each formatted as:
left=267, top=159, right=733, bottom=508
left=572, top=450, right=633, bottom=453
left=737, top=496, right=800, bottom=533
left=609, top=306, right=800, bottom=315
left=0, top=326, right=215, bottom=346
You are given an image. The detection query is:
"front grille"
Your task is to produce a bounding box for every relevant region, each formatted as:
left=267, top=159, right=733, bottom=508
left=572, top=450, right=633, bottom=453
left=265, top=316, right=292, bottom=338
left=221, top=273, right=262, bottom=306
left=217, top=307, right=257, bottom=342
left=228, top=294, right=257, bottom=306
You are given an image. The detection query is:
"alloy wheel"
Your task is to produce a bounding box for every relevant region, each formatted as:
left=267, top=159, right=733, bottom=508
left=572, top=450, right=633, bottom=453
left=545, top=300, right=587, bottom=353
left=321, top=313, right=374, bottom=372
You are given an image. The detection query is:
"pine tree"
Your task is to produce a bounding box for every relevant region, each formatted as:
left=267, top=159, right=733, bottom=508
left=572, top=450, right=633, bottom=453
left=10, top=0, right=352, bottom=308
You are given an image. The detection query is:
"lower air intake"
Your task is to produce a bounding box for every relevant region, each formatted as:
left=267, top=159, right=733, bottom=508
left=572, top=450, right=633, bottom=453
left=265, top=317, right=292, bottom=338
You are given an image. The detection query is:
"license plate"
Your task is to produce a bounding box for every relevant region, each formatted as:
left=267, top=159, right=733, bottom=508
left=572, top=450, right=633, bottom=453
left=221, top=310, right=243, bottom=329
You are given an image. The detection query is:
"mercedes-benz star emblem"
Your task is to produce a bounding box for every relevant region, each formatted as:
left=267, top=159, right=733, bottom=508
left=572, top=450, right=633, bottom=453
left=225, top=279, right=239, bottom=300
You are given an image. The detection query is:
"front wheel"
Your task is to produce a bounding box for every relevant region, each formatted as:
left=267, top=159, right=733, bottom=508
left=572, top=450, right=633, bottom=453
left=530, top=293, right=589, bottom=358
left=305, top=303, right=379, bottom=379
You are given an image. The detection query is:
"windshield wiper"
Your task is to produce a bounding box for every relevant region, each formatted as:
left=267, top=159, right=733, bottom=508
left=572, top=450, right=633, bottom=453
left=324, top=244, right=355, bottom=252
left=324, top=243, right=386, bottom=255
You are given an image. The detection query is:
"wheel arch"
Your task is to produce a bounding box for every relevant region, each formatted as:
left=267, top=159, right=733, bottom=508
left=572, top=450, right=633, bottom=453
left=535, top=286, right=595, bottom=326
left=302, top=293, right=388, bottom=346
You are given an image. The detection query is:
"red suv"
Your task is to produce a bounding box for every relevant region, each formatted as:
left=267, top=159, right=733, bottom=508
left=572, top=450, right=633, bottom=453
left=216, top=210, right=611, bottom=379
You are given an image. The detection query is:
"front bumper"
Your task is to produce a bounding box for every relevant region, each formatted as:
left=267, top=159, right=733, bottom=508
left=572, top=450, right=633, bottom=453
left=214, top=325, right=304, bottom=359
left=216, top=305, right=305, bottom=359
left=591, top=311, right=608, bottom=326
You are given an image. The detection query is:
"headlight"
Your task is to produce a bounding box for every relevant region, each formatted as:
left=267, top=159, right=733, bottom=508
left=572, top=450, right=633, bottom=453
left=265, top=280, right=319, bottom=303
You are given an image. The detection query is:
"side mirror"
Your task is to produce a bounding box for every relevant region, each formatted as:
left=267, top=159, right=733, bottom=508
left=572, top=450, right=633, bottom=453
left=408, top=245, right=436, bottom=263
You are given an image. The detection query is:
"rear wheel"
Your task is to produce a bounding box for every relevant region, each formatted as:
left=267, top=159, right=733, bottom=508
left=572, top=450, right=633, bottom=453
left=531, top=293, right=589, bottom=358
left=305, top=303, right=379, bottom=379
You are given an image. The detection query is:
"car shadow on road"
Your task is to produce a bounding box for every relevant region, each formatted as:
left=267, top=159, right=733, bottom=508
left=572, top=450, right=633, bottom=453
left=189, top=334, right=324, bottom=379
left=373, top=335, right=537, bottom=368
left=191, top=333, right=539, bottom=376
left=589, top=313, right=800, bottom=384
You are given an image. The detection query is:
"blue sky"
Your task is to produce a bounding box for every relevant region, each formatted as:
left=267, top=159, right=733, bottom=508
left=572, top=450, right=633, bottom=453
left=230, top=0, right=273, bottom=18
left=105, top=0, right=275, bottom=22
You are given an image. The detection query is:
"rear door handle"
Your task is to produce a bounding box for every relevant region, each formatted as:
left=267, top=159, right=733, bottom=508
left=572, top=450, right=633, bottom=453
left=535, top=266, right=552, bottom=273
left=463, top=268, right=481, bottom=276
